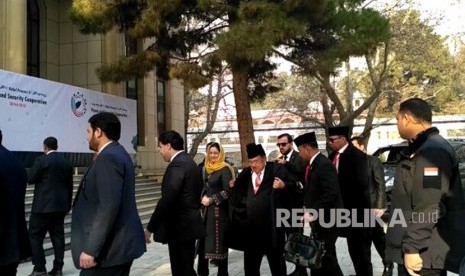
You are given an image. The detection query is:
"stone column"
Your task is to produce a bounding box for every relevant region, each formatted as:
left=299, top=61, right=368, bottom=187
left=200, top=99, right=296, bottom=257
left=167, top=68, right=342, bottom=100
left=0, top=0, right=27, bottom=73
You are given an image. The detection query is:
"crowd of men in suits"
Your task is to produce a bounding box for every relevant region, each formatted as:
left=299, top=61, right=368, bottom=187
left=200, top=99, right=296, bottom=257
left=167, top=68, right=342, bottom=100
left=0, top=112, right=147, bottom=276
left=2, top=98, right=465, bottom=276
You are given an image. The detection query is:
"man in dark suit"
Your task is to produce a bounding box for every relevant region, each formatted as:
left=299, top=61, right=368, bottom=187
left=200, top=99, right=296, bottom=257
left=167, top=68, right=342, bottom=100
left=145, top=130, right=206, bottom=276
left=27, top=137, right=73, bottom=276
left=275, top=133, right=307, bottom=184
left=328, top=126, right=372, bottom=276
left=71, top=112, right=146, bottom=276
left=351, top=136, right=393, bottom=276
left=0, top=130, right=31, bottom=276
left=229, top=143, right=295, bottom=276
left=294, top=132, right=343, bottom=276
left=275, top=133, right=308, bottom=276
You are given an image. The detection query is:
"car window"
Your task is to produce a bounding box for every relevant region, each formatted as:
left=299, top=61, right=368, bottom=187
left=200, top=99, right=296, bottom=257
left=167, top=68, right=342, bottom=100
left=387, top=149, right=404, bottom=163
left=455, top=145, right=465, bottom=163
left=376, top=150, right=388, bottom=163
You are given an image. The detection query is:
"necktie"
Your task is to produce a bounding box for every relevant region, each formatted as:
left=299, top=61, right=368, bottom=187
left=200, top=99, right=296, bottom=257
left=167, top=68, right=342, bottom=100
left=305, top=164, right=311, bottom=180
left=254, top=172, right=262, bottom=194
left=283, top=155, right=287, bottom=161
left=332, top=152, right=340, bottom=170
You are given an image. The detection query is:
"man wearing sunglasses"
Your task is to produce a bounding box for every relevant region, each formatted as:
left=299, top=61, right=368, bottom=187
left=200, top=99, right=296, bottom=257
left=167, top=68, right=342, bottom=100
left=328, top=126, right=372, bottom=276
left=275, top=133, right=308, bottom=276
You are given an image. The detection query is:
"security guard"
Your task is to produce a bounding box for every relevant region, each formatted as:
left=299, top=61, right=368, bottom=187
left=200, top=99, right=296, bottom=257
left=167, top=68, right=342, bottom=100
left=385, top=98, right=465, bottom=276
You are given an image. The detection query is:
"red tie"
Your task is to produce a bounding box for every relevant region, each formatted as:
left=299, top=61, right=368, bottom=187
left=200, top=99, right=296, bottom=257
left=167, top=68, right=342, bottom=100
left=305, top=164, right=311, bottom=180
left=332, top=152, right=340, bottom=166
left=254, top=172, right=262, bottom=194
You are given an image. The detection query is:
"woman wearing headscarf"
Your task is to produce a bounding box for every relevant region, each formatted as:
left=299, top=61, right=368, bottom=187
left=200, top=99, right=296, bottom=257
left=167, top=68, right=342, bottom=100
left=197, top=143, right=235, bottom=276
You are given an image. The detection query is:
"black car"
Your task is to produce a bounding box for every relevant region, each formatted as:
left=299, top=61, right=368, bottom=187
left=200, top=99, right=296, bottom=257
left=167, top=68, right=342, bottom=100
left=372, top=138, right=465, bottom=211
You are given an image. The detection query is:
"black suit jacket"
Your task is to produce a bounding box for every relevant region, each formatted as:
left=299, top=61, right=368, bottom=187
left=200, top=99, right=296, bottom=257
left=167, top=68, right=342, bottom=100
left=147, top=151, right=206, bottom=244
left=284, top=150, right=307, bottom=184
left=329, top=143, right=370, bottom=211
left=228, top=162, right=295, bottom=250
left=0, top=145, right=31, bottom=266
left=283, top=150, right=307, bottom=208
left=71, top=142, right=146, bottom=268
left=304, top=153, right=343, bottom=239
left=28, top=152, right=73, bottom=213
left=367, top=155, right=386, bottom=209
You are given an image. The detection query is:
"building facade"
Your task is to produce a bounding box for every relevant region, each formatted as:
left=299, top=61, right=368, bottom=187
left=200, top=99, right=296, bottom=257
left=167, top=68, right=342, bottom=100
left=0, top=0, right=185, bottom=172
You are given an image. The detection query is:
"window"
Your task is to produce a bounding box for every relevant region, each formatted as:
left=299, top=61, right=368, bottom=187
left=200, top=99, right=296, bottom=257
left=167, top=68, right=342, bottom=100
left=268, top=136, right=278, bottom=143
left=157, top=80, right=166, bottom=133
left=455, top=145, right=465, bottom=163
left=447, top=129, right=465, bottom=138
left=280, top=118, right=295, bottom=124
left=27, top=0, right=40, bottom=77
left=220, top=137, right=240, bottom=145
left=125, top=35, right=138, bottom=100
left=387, top=131, right=400, bottom=140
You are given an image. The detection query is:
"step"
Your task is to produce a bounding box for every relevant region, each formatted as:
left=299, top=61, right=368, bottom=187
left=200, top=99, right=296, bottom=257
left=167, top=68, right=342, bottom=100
left=25, top=174, right=162, bottom=255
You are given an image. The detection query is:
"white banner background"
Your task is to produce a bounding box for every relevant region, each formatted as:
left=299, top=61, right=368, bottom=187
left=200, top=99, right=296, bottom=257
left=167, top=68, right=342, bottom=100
left=0, top=70, right=137, bottom=154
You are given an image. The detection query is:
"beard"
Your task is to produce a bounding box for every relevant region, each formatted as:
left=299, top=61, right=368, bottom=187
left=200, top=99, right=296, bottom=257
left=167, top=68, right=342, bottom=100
left=88, top=136, right=98, bottom=152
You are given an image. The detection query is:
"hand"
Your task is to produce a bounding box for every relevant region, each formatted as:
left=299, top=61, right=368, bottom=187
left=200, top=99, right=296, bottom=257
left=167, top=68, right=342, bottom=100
left=275, top=158, right=286, bottom=165
left=201, top=196, right=211, bottom=206
left=229, top=179, right=235, bottom=188
left=302, top=212, right=314, bottom=224
left=273, top=177, right=285, bottom=189
left=79, top=252, right=96, bottom=269
left=374, top=208, right=385, bottom=217
left=404, top=253, right=422, bottom=276
left=144, top=229, right=152, bottom=244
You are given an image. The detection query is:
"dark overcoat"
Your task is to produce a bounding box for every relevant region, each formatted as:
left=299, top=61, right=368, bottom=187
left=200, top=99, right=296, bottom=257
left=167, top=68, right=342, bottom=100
left=0, top=145, right=31, bottom=266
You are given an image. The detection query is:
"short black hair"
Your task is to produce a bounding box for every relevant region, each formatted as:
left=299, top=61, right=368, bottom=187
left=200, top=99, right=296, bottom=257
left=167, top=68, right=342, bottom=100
left=309, top=141, right=318, bottom=149
left=0, top=130, right=2, bottom=144
left=159, top=130, right=184, bottom=150
left=277, top=133, right=293, bottom=143
left=43, top=136, right=58, bottom=150
left=88, top=112, right=121, bottom=141
left=349, top=136, right=364, bottom=145
left=399, top=98, right=432, bottom=123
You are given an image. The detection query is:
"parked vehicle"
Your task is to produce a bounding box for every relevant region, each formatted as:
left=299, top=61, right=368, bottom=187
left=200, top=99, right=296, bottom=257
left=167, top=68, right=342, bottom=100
left=372, top=138, right=465, bottom=213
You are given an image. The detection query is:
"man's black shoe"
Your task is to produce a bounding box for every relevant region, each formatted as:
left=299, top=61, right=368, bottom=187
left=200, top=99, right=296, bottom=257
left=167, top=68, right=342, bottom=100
left=382, top=263, right=394, bottom=276
left=48, top=269, right=63, bottom=276
left=287, top=266, right=308, bottom=276
left=28, top=271, right=48, bottom=276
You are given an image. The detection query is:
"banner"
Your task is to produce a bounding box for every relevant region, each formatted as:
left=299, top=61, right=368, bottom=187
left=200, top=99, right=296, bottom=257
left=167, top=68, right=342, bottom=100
left=0, top=70, right=137, bottom=154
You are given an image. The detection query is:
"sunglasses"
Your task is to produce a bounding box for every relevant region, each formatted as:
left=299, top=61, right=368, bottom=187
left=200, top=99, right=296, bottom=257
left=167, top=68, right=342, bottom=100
left=328, top=136, right=342, bottom=143
left=276, top=142, right=289, bottom=147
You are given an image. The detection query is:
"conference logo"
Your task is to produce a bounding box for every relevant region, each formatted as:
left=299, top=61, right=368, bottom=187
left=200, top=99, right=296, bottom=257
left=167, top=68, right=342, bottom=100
left=71, top=92, right=87, bottom=117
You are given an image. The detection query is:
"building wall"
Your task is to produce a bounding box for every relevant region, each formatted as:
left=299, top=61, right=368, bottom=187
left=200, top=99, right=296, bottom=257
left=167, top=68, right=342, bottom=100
left=0, top=0, right=185, bottom=172
left=0, top=0, right=27, bottom=73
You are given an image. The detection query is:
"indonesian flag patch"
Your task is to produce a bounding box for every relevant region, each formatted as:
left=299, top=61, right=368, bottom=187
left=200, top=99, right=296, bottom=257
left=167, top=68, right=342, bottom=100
left=424, top=167, right=439, bottom=176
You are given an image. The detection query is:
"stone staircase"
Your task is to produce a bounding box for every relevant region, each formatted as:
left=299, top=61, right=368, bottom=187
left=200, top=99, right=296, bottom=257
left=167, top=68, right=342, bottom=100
left=24, top=174, right=162, bottom=256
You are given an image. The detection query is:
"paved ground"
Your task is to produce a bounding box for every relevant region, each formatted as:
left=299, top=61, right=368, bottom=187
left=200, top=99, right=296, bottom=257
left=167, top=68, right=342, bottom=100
left=17, top=236, right=459, bottom=276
